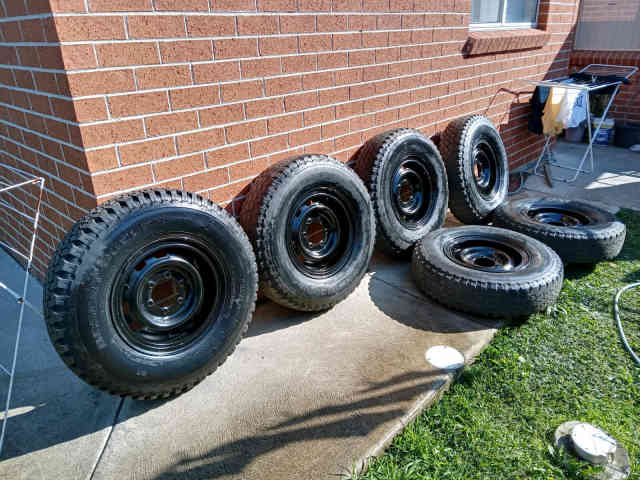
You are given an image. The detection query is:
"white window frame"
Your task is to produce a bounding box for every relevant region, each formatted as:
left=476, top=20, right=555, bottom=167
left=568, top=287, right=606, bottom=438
left=470, top=0, right=540, bottom=31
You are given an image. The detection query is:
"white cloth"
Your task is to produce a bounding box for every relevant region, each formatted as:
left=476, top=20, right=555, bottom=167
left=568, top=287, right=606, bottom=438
left=557, top=88, right=587, bottom=128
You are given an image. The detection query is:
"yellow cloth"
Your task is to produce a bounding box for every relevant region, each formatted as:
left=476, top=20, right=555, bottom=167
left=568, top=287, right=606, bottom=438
left=542, top=87, right=565, bottom=137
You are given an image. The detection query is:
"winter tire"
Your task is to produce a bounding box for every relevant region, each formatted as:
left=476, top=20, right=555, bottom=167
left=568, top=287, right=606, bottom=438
left=239, top=154, right=375, bottom=312
left=355, top=129, right=449, bottom=258
left=493, top=197, right=626, bottom=264
left=412, top=226, right=563, bottom=318
left=44, top=190, right=258, bottom=399
left=441, top=115, right=508, bottom=224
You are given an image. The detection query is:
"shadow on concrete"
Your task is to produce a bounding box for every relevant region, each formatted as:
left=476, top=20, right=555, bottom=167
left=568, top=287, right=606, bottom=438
left=244, top=301, right=324, bottom=339
left=150, top=370, right=444, bottom=480
left=366, top=266, right=502, bottom=333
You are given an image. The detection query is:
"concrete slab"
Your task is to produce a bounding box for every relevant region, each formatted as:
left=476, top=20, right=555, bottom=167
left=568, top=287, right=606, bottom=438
left=0, top=244, right=498, bottom=480
left=91, top=273, right=497, bottom=480
left=0, top=250, right=122, bottom=480
left=521, top=141, right=640, bottom=212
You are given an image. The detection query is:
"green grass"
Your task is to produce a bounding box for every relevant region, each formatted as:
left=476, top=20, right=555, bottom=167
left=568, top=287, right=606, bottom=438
left=354, top=209, right=640, bottom=480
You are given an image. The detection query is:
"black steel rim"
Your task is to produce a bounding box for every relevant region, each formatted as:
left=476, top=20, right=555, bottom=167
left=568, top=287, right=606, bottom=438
left=472, top=139, right=500, bottom=199
left=390, top=155, right=434, bottom=229
left=528, top=207, right=591, bottom=227
left=286, top=185, right=356, bottom=279
left=110, top=238, right=226, bottom=355
left=444, top=235, right=530, bottom=273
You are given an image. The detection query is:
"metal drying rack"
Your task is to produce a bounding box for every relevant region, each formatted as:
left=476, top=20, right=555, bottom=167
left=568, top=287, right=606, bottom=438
left=526, top=64, right=638, bottom=184
left=0, top=164, right=45, bottom=456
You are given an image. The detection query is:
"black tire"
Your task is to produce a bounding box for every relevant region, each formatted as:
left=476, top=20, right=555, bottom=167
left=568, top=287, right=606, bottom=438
left=44, top=190, right=258, bottom=399
left=354, top=129, right=449, bottom=258
left=239, top=154, right=375, bottom=311
left=441, top=115, right=508, bottom=224
left=411, top=226, right=563, bottom=318
left=493, top=197, right=626, bottom=264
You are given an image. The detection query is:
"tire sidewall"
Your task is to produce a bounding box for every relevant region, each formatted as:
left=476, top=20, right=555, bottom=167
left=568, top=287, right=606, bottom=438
left=262, top=161, right=374, bottom=304
left=73, top=205, right=255, bottom=388
left=375, top=132, right=448, bottom=248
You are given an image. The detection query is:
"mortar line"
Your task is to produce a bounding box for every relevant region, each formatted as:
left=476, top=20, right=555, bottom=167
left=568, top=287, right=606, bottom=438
left=87, top=397, right=125, bottom=480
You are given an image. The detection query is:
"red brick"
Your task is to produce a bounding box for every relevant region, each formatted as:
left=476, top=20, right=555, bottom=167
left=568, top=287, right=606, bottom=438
left=333, top=33, right=363, bottom=50
left=199, top=104, right=244, bottom=127
left=245, top=98, right=284, bottom=119
left=318, top=86, right=348, bottom=105
left=318, top=52, right=348, bottom=69
left=299, top=0, right=331, bottom=10
left=177, top=128, right=225, bottom=154
left=193, top=62, right=241, bottom=84
left=212, top=0, right=256, bottom=10
left=67, top=70, right=136, bottom=96
left=259, top=0, right=297, bottom=11
left=226, top=120, right=267, bottom=143
left=170, top=85, right=220, bottom=110
left=280, top=15, right=316, bottom=33
left=349, top=14, right=376, bottom=30
left=52, top=16, right=126, bottom=41
left=47, top=0, right=87, bottom=12
left=250, top=134, right=288, bottom=157
left=238, top=16, right=279, bottom=35
left=60, top=45, right=97, bottom=70
left=259, top=36, right=298, bottom=55
left=265, top=75, right=302, bottom=95
left=333, top=0, right=362, bottom=11
left=146, top=111, right=199, bottom=136
left=364, top=0, right=389, bottom=11
left=299, top=34, right=332, bottom=53
left=317, top=15, right=348, bottom=31
left=186, top=16, right=236, bottom=37
left=155, top=0, right=209, bottom=10
left=241, top=58, right=282, bottom=78
left=160, top=40, right=213, bottom=63
left=136, top=65, right=191, bottom=89
left=89, top=0, right=152, bottom=11
left=154, top=154, right=205, bottom=181
left=206, top=144, right=250, bottom=168
left=84, top=148, right=118, bottom=171
left=119, top=137, right=176, bottom=165
left=183, top=168, right=228, bottom=192
left=229, top=157, right=270, bottom=180
left=215, top=38, right=259, bottom=59
left=304, top=106, right=335, bottom=125
left=304, top=71, right=335, bottom=89
left=128, top=16, right=186, bottom=39
left=109, top=92, right=169, bottom=118
left=289, top=126, right=321, bottom=147
left=80, top=119, right=145, bottom=148
left=267, top=113, right=302, bottom=134
left=220, top=80, right=264, bottom=102
left=96, top=42, right=159, bottom=67
left=285, top=92, right=318, bottom=112
left=92, top=165, right=153, bottom=196
left=282, top=55, right=316, bottom=73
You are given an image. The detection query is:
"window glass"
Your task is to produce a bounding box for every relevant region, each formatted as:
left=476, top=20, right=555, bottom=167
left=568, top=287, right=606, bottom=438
left=471, top=0, right=502, bottom=23
left=505, top=0, right=538, bottom=23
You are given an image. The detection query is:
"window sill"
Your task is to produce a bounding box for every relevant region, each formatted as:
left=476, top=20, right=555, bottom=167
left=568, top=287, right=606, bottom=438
left=464, top=28, right=550, bottom=56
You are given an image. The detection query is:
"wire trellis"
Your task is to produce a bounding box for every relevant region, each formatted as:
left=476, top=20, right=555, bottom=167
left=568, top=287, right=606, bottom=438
left=0, top=163, right=45, bottom=457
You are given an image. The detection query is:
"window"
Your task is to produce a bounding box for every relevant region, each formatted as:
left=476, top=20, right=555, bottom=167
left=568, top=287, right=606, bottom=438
left=471, top=0, right=539, bottom=29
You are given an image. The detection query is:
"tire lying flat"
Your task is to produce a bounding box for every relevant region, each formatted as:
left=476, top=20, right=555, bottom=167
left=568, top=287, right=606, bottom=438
left=493, top=197, right=626, bottom=264
left=355, top=129, right=449, bottom=258
left=44, top=190, right=258, bottom=399
left=412, top=226, right=563, bottom=318
left=239, top=154, right=375, bottom=312
left=440, top=115, right=508, bottom=224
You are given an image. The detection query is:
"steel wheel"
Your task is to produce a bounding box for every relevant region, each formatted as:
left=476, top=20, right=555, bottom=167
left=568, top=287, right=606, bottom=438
left=444, top=234, right=529, bottom=273
left=285, top=186, right=356, bottom=279
left=390, top=156, right=434, bottom=230
left=111, top=237, right=227, bottom=356
left=527, top=207, right=591, bottom=227
left=472, top=139, right=500, bottom=201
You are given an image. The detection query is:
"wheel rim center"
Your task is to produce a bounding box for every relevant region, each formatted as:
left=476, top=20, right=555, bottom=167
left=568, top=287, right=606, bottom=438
left=528, top=207, right=589, bottom=227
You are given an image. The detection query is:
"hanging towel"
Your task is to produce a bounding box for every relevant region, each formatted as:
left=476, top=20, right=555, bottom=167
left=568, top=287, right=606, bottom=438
left=528, top=86, right=550, bottom=135
left=557, top=88, right=587, bottom=128
left=542, top=87, right=566, bottom=136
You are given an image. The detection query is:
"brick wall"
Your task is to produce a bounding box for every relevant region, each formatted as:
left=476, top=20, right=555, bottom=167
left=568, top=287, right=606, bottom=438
left=570, top=51, right=640, bottom=124
left=0, top=0, right=579, bottom=280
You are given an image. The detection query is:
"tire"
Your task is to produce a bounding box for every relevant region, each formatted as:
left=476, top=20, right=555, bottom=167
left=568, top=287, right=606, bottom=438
left=354, top=129, right=449, bottom=258
left=440, top=115, right=508, bottom=224
left=493, top=197, right=626, bottom=264
left=239, top=154, right=375, bottom=312
left=44, top=190, right=258, bottom=399
left=411, top=226, right=563, bottom=318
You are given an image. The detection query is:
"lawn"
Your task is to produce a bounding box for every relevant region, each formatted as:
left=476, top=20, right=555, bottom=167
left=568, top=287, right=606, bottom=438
left=354, top=209, right=640, bottom=480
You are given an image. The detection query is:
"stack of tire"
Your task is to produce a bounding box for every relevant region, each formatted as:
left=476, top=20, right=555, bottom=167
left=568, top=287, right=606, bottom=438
left=43, top=115, right=626, bottom=400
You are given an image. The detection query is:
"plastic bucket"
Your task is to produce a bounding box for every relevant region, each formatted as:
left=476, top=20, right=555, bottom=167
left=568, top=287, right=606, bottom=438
left=592, top=117, right=615, bottom=145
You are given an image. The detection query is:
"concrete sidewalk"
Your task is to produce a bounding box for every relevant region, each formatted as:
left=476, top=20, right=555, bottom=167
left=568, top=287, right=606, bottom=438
left=0, top=226, right=498, bottom=480
left=522, top=141, right=640, bottom=211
